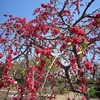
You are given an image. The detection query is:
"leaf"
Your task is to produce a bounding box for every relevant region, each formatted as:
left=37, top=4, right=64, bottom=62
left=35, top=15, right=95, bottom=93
left=48, top=66, right=52, bottom=70
left=81, top=41, right=88, bottom=51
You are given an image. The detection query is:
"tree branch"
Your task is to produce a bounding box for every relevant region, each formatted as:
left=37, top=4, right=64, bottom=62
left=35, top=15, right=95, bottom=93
left=73, top=0, right=95, bottom=26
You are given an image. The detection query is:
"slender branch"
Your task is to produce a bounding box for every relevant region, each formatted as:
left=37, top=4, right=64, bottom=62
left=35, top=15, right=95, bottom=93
left=60, top=62, right=90, bottom=100
left=59, top=0, right=68, bottom=16
left=13, top=45, right=30, bottom=61
left=91, top=8, right=100, bottom=15
left=88, top=35, right=100, bottom=46
left=73, top=46, right=81, bottom=69
left=73, top=0, right=95, bottom=26
left=86, top=25, right=100, bottom=35
left=45, top=36, right=59, bottom=40
left=82, top=0, right=95, bottom=17
left=58, top=0, right=70, bottom=27
left=30, top=37, right=44, bottom=49
left=4, top=87, right=11, bottom=100
left=40, top=56, right=57, bottom=93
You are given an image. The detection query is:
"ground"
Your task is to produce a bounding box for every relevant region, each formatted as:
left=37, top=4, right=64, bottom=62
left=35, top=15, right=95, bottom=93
left=0, top=89, right=99, bottom=100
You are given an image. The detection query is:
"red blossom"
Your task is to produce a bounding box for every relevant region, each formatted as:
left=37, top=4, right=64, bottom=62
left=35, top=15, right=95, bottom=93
left=14, top=42, right=18, bottom=46
left=0, top=80, right=4, bottom=89
left=81, top=96, right=87, bottom=100
left=0, top=53, right=3, bottom=58
left=94, top=13, right=100, bottom=19
left=41, top=3, right=47, bottom=8
left=70, top=57, right=76, bottom=64
left=92, top=13, right=100, bottom=26
left=72, top=36, right=81, bottom=44
left=78, top=85, right=88, bottom=92
left=78, top=69, right=83, bottom=75
left=33, top=8, right=40, bottom=15
left=8, top=49, right=13, bottom=54
left=81, top=36, right=87, bottom=41
left=62, top=10, right=71, bottom=16
left=76, top=46, right=81, bottom=52
left=0, top=38, right=7, bottom=43
left=89, top=38, right=94, bottom=43
left=52, top=27, right=59, bottom=35
left=35, top=47, right=50, bottom=56
left=79, top=77, right=87, bottom=85
left=6, top=54, right=12, bottom=66
left=0, top=1, right=99, bottom=99
left=70, top=26, right=85, bottom=36
left=28, top=66, right=35, bottom=71
left=84, top=60, right=92, bottom=70
left=13, top=51, right=18, bottom=55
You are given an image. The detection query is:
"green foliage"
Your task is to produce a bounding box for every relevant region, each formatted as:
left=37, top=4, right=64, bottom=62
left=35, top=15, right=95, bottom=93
left=81, top=41, right=88, bottom=51
left=15, top=77, right=25, bottom=85
left=95, top=86, right=100, bottom=98
left=89, top=86, right=100, bottom=98
left=54, top=78, right=69, bottom=95
left=89, top=87, right=96, bottom=98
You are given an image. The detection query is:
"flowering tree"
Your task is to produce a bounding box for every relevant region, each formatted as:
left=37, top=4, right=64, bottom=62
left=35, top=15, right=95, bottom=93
left=0, top=0, right=100, bottom=100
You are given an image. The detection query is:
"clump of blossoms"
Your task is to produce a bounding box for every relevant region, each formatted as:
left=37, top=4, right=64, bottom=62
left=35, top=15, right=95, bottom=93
left=70, top=26, right=85, bottom=36
left=92, top=13, right=100, bottom=26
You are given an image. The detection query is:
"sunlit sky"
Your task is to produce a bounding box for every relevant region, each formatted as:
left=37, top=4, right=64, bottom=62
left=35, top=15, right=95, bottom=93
left=0, top=0, right=100, bottom=23
left=0, top=0, right=48, bottom=22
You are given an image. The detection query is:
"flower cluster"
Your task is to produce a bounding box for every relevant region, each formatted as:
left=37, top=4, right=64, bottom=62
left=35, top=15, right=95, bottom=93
left=70, top=26, right=87, bottom=45
left=78, top=85, right=88, bottom=92
left=92, top=13, right=100, bottom=26
left=35, top=47, right=51, bottom=56
left=84, top=60, right=92, bottom=71
left=70, top=26, right=85, bottom=36
left=24, top=66, right=43, bottom=99
left=0, top=53, right=3, bottom=58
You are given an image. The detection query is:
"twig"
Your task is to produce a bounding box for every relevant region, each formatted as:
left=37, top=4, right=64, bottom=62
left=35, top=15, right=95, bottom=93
left=4, top=87, right=11, bottom=100
left=40, top=56, right=57, bottom=93
left=73, top=0, right=95, bottom=26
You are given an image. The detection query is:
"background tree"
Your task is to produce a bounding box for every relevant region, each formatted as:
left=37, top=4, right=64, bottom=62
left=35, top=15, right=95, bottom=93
left=0, top=0, right=100, bottom=100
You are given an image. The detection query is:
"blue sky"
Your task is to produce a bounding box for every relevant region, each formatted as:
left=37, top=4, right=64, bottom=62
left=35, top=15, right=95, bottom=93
left=0, top=0, right=49, bottom=22
left=0, top=0, right=99, bottom=23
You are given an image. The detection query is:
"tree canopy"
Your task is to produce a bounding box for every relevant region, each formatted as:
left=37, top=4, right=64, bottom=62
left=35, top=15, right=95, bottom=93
left=0, top=0, right=100, bottom=100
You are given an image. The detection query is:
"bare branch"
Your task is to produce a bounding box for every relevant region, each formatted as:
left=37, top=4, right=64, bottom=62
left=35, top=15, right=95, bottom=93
left=73, top=0, right=95, bottom=26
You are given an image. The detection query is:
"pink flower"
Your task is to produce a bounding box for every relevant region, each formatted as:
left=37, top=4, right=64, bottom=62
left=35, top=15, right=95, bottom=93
left=0, top=53, right=3, bottom=58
